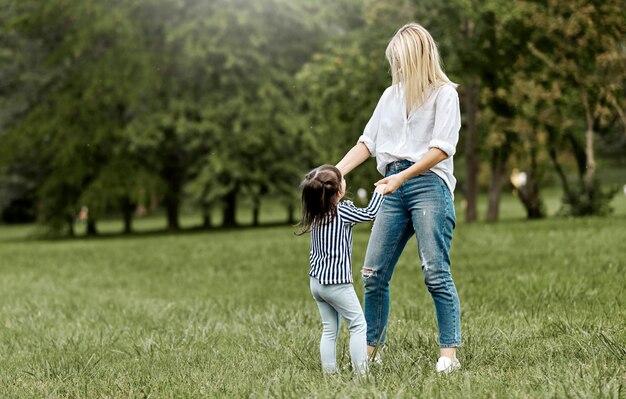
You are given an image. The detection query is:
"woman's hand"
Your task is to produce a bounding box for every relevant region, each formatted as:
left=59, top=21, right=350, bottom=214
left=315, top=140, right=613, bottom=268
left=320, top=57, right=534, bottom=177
left=375, top=173, right=406, bottom=194
left=374, top=149, right=447, bottom=194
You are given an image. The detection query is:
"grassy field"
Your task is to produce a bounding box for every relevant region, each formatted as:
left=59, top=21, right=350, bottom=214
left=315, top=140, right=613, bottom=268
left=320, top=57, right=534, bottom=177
left=1, top=192, right=625, bottom=397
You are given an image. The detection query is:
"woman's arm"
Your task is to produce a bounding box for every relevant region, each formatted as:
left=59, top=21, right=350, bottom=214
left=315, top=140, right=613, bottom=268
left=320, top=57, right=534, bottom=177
left=377, top=86, right=460, bottom=194
left=375, top=148, right=448, bottom=194
left=336, top=142, right=371, bottom=176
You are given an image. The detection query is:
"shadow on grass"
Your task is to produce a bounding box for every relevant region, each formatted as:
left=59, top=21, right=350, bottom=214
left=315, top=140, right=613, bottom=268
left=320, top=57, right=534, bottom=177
left=1, top=221, right=298, bottom=244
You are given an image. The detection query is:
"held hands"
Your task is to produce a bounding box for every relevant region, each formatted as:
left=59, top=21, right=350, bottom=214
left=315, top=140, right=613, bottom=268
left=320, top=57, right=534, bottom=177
left=375, top=173, right=406, bottom=194
left=374, top=183, right=387, bottom=195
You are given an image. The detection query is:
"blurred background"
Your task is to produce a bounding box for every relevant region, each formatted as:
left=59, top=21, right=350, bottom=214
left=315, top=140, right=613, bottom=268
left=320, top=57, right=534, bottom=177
left=1, top=0, right=624, bottom=237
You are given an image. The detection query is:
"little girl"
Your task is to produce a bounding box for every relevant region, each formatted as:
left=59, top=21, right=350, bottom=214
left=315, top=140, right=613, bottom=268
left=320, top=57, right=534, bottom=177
left=298, top=164, right=386, bottom=375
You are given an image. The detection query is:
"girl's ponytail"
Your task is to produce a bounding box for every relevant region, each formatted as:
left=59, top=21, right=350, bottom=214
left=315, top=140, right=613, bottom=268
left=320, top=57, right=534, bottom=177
left=296, top=165, right=343, bottom=235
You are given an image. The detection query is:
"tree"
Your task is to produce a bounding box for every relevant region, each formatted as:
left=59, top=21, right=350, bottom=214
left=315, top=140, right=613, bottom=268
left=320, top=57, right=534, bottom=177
left=507, top=79, right=550, bottom=219
left=0, top=2, right=53, bottom=224
left=2, top=0, right=157, bottom=235
left=298, top=0, right=414, bottom=195
left=416, top=0, right=525, bottom=222
left=177, top=0, right=344, bottom=227
left=521, top=0, right=626, bottom=216
left=413, top=0, right=482, bottom=221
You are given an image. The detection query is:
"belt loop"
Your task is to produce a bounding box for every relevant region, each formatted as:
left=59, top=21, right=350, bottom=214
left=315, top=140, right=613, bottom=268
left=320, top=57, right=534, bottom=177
left=386, top=159, right=415, bottom=173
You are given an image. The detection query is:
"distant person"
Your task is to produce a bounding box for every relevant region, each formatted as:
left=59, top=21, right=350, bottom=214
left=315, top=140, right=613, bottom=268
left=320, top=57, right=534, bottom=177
left=336, top=23, right=462, bottom=373
left=297, top=165, right=386, bottom=375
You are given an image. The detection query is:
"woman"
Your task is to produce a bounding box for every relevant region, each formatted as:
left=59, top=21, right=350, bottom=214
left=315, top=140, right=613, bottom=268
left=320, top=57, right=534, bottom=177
left=335, top=23, right=462, bottom=373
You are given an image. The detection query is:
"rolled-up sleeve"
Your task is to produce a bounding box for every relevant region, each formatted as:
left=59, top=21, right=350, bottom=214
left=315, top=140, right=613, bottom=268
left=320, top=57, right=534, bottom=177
left=428, top=85, right=460, bottom=158
left=357, top=94, right=385, bottom=157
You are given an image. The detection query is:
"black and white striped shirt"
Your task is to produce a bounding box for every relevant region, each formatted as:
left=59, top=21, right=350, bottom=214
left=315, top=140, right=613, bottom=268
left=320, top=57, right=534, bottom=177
left=308, top=192, right=384, bottom=285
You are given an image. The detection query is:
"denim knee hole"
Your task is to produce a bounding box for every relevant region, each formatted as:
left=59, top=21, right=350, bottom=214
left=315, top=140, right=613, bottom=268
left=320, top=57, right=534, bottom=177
left=361, top=267, right=376, bottom=282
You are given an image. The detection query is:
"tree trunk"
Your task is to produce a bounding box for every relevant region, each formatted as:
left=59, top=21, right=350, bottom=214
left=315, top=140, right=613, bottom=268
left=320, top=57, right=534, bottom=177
left=582, top=93, right=596, bottom=195
left=519, top=184, right=544, bottom=219
left=121, top=197, right=134, bottom=234
left=202, top=205, right=212, bottom=229
left=483, top=13, right=508, bottom=223
left=461, top=17, right=479, bottom=223
left=463, top=81, right=479, bottom=223
left=165, top=198, right=179, bottom=231
left=547, top=130, right=572, bottom=200
left=486, top=155, right=506, bottom=222
left=163, top=180, right=181, bottom=231
left=564, top=131, right=586, bottom=181
left=222, top=189, right=237, bottom=227
left=517, top=137, right=544, bottom=219
left=160, top=126, right=185, bottom=231
left=287, top=202, right=295, bottom=225
left=66, top=215, right=75, bottom=237
left=550, top=150, right=571, bottom=195
left=86, top=218, right=98, bottom=236
left=252, top=196, right=260, bottom=227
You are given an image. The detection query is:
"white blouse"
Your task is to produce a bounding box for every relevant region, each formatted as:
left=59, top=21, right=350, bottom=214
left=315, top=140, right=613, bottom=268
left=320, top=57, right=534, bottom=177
left=358, top=83, right=461, bottom=195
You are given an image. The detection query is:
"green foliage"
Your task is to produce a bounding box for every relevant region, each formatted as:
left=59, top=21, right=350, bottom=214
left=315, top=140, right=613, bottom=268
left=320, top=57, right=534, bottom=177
left=1, top=0, right=624, bottom=233
left=296, top=3, right=406, bottom=190
left=153, top=0, right=368, bottom=225
left=2, top=0, right=349, bottom=232
left=415, top=0, right=625, bottom=219
left=516, top=0, right=625, bottom=216
left=1, top=0, right=156, bottom=233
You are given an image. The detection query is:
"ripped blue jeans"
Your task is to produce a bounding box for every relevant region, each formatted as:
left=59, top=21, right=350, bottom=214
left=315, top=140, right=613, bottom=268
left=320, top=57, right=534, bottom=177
left=362, top=160, right=461, bottom=348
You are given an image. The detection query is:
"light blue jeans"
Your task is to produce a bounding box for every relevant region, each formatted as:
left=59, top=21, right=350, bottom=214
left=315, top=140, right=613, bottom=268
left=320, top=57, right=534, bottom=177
left=310, top=277, right=368, bottom=374
left=362, top=160, right=461, bottom=348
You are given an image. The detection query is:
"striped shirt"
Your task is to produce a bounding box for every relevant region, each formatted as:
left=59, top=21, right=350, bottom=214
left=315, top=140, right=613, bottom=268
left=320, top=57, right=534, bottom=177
left=308, top=192, right=384, bottom=284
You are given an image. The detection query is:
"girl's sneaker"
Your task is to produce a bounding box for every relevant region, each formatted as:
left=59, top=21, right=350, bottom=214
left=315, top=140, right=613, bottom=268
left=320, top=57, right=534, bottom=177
left=435, top=356, right=461, bottom=373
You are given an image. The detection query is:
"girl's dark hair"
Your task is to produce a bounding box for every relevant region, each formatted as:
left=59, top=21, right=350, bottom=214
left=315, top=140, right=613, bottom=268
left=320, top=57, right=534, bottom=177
left=296, top=164, right=342, bottom=235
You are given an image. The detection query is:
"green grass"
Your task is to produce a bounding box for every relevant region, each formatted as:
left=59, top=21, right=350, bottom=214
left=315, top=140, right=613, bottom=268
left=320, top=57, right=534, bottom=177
left=1, top=194, right=626, bottom=397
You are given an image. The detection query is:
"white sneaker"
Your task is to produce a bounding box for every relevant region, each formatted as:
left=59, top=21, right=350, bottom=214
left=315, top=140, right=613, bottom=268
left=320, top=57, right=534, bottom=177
left=435, top=356, right=461, bottom=373
left=367, top=346, right=385, bottom=367
left=368, top=353, right=383, bottom=367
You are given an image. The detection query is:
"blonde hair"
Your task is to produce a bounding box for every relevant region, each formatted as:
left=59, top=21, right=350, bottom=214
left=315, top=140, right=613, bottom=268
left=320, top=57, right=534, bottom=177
left=386, top=23, right=453, bottom=114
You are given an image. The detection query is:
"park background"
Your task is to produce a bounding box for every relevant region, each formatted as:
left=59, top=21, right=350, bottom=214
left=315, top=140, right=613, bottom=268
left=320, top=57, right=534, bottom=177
left=1, top=0, right=624, bottom=397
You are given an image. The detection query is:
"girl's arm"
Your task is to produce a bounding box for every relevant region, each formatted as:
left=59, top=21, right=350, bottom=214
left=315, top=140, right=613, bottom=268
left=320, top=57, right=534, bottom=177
left=338, top=189, right=385, bottom=224
left=336, top=142, right=371, bottom=176
left=375, top=148, right=447, bottom=194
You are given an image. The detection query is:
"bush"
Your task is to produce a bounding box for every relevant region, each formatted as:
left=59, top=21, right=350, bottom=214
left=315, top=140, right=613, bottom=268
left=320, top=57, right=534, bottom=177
left=558, top=180, right=618, bottom=217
